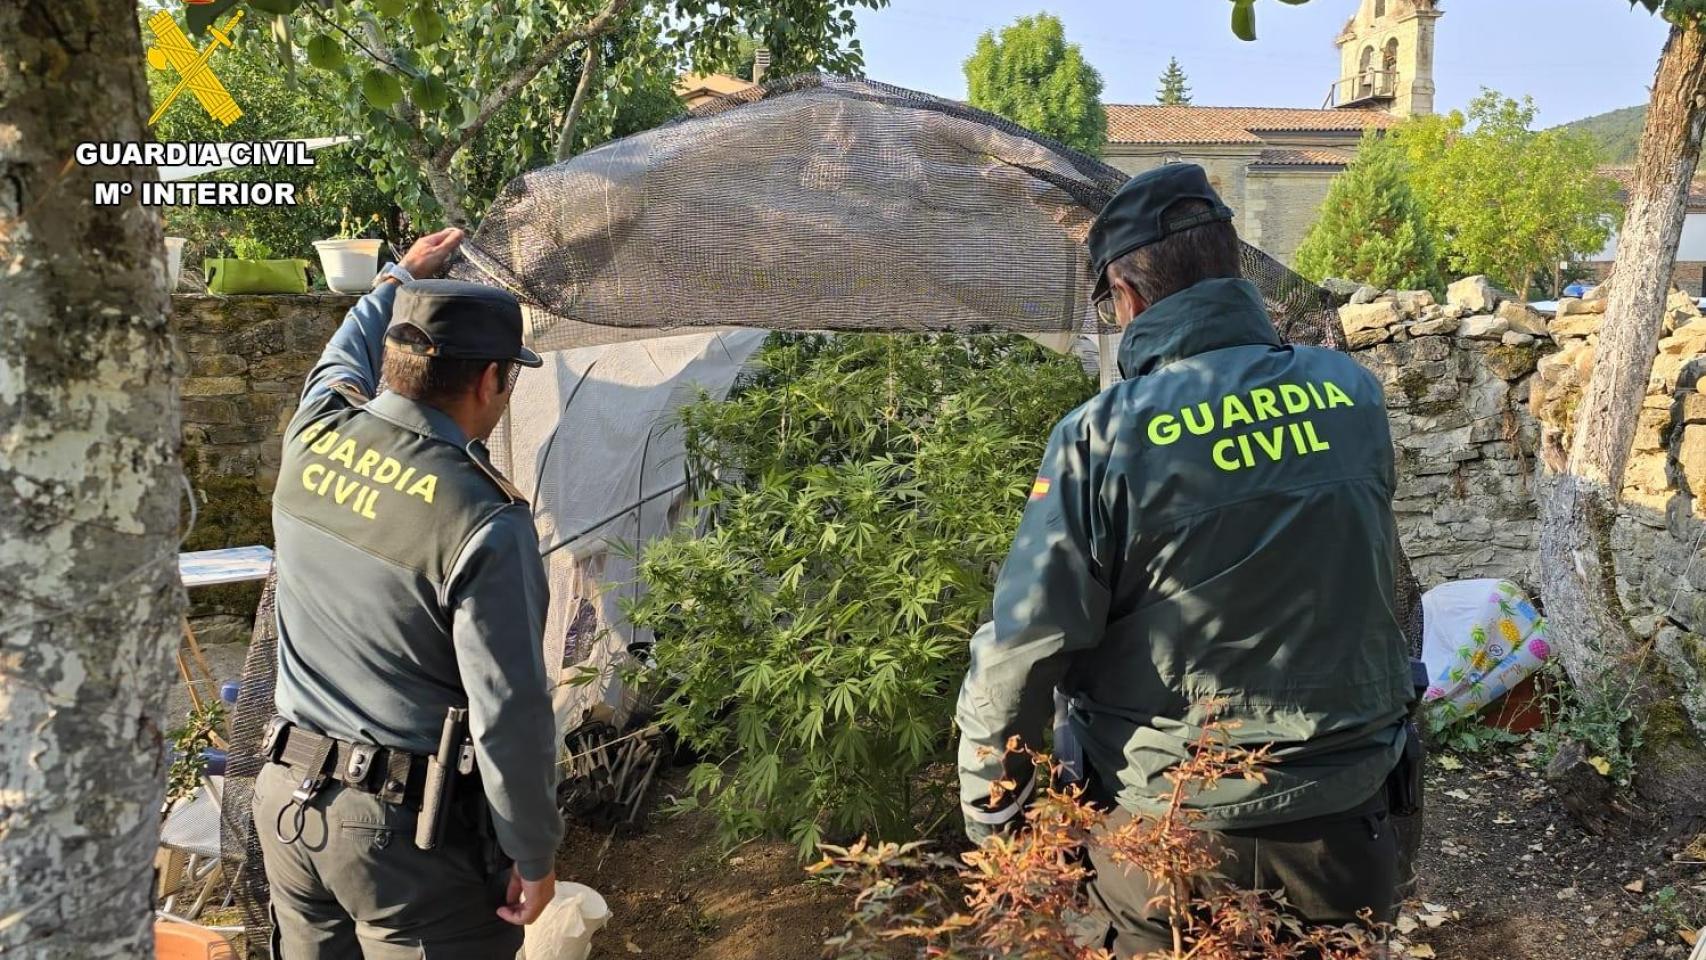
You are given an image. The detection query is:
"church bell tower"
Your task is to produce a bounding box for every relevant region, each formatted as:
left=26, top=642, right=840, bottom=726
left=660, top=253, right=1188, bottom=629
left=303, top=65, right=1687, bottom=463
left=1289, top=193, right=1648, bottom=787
left=1332, top=0, right=1442, bottom=117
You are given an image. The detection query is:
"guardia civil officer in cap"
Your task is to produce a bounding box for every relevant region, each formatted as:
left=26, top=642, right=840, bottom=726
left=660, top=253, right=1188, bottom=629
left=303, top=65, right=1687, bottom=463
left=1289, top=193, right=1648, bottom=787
left=256, top=227, right=561, bottom=958
left=955, top=164, right=1418, bottom=951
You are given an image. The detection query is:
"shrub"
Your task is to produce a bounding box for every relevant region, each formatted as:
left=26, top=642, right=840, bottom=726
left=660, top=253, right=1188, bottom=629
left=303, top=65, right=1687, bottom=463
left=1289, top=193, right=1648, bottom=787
left=812, top=725, right=1387, bottom=959
left=1295, top=131, right=1443, bottom=293
left=627, top=333, right=1096, bottom=856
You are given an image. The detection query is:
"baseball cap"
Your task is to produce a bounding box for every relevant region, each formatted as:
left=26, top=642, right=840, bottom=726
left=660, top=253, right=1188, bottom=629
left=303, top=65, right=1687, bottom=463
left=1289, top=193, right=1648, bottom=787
left=1088, top=163, right=1235, bottom=303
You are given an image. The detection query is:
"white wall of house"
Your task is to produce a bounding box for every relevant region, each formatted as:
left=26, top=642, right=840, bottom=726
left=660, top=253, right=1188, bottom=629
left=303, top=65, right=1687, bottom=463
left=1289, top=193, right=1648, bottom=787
left=1591, top=211, right=1706, bottom=263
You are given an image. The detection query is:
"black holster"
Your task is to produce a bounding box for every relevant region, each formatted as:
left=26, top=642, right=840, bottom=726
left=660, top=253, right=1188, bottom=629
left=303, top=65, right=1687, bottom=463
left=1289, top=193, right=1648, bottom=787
left=1387, top=719, right=1425, bottom=817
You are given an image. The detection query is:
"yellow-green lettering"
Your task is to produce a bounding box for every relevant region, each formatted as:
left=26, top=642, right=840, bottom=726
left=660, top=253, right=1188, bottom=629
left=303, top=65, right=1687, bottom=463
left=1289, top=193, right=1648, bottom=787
left=1148, top=414, right=1182, bottom=446
left=1323, top=380, right=1354, bottom=408
left=1304, top=420, right=1332, bottom=452
left=329, top=437, right=358, bottom=469
left=1181, top=402, right=1215, bottom=436
left=1222, top=394, right=1254, bottom=429
left=1212, top=438, right=1241, bottom=471
left=1250, top=388, right=1281, bottom=421
left=1252, top=426, right=1286, bottom=461
left=1279, top=384, right=1311, bottom=414
left=333, top=476, right=361, bottom=505
left=353, top=449, right=381, bottom=477
left=406, top=473, right=438, bottom=504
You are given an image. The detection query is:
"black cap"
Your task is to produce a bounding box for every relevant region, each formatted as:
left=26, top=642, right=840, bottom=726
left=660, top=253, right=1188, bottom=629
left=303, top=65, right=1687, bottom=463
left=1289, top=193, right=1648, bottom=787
left=385, top=279, right=542, bottom=368
left=1088, top=163, right=1235, bottom=302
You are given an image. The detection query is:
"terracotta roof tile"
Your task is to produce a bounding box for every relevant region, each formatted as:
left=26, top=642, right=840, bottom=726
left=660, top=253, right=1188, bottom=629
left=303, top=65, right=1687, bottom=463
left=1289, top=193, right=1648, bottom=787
left=1252, top=147, right=1355, bottom=168
left=1105, top=105, right=1399, bottom=145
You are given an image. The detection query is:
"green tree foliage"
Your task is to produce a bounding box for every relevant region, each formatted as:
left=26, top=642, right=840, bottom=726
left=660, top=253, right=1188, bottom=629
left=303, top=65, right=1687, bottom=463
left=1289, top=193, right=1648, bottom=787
left=180, top=0, right=887, bottom=224
left=964, top=13, right=1107, bottom=156
left=146, top=17, right=392, bottom=272
left=1295, top=132, right=1442, bottom=292
left=1156, top=56, right=1193, bottom=105
left=627, top=334, right=1096, bottom=857
left=1391, top=91, right=1620, bottom=296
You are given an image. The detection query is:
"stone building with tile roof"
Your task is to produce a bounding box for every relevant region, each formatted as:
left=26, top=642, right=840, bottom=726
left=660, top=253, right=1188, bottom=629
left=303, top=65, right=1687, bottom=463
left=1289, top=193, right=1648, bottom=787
left=1099, top=0, right=1440, bottom=265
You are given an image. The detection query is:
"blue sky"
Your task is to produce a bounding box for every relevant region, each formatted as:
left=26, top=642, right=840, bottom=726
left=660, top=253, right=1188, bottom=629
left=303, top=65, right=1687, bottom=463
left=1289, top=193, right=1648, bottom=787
left=854, top=1, right=1671, bottom=127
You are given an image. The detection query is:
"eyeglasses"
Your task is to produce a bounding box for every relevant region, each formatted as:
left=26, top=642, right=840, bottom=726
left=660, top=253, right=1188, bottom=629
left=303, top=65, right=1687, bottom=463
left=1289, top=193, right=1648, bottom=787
left=1094, top=294, right=1118, bottom=326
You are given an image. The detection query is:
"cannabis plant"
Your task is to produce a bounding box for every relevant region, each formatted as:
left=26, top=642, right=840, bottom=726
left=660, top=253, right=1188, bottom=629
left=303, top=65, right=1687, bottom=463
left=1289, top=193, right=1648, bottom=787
left=628, top=333, right=1096, bottom=856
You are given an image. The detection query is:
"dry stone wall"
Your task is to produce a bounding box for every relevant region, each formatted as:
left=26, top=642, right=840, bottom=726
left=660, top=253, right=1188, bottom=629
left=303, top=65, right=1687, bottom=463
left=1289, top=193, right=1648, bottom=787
left=1338, top=274, right=1706, bottom=736
left=1339, top=278, right=1549, bottom=592
left=1525, top=284, right=1706, bottom=735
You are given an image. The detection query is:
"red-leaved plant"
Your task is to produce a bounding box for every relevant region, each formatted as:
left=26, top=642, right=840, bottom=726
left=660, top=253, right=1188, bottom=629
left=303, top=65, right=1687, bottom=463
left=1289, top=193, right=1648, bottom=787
left=811, top=719, right=1388, bottom=959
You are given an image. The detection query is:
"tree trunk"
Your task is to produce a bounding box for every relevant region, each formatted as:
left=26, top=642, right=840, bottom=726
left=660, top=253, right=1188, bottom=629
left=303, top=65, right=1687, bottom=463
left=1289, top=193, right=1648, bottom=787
left=0, top=3, right=184, bottom=957
left=1538, top=22, right=1706, bottom=801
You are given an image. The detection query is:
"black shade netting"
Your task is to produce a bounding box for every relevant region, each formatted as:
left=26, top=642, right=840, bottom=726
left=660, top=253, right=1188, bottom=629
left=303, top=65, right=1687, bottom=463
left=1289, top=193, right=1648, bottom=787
left=222, top=574, right=279, bottom=956
left=447, top=75, right=1345, bottom=351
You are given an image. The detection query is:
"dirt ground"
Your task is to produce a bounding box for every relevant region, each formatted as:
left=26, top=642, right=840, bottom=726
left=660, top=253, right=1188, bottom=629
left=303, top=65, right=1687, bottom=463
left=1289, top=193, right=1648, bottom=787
left=561, top=805, right=858, bottom=960
left=1401, top=741, right=1705, bottom=960
left=560, top=743, right=1705, bottom=960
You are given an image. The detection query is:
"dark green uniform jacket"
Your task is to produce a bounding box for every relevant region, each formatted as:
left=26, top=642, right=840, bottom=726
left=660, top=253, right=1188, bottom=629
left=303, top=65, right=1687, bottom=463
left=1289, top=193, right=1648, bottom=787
left=272, top=273, right=562, bottom=880
left=957, top=278, right=1413, bottom=837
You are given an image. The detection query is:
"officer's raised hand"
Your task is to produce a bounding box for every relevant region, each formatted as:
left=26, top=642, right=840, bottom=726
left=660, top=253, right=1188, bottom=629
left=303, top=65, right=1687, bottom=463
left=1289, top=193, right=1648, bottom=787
left=399, top=226, right=464, bottom=279
left=499, top=868, right=555, bottom=925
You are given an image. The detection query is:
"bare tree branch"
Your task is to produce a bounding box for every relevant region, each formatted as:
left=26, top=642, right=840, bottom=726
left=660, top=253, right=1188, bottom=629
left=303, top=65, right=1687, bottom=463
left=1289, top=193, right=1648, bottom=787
left=554, top=45, right=602, bottom=163
left=433, top=0, right=637, bottom=168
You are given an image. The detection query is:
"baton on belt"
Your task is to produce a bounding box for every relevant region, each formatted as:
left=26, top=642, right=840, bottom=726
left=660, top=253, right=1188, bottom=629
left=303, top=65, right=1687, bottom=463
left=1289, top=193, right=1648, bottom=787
left=416, top=707, right=469, bottom=850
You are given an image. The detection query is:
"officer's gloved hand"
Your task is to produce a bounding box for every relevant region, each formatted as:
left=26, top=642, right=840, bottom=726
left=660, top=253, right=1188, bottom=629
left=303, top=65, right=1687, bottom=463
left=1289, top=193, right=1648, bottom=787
left=961, top=767, right=1038, bottom=847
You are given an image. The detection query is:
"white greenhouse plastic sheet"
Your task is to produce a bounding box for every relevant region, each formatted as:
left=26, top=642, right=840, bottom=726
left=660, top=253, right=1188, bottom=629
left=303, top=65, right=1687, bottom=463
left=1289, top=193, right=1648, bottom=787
left=492, top=329, right=769, bottom=736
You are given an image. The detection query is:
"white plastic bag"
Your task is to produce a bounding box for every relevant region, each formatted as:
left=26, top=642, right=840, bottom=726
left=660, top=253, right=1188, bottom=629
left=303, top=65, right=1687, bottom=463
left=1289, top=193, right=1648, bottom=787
left=522, top=882, right=611, bottom=960
left=1420, top=579, right=1552, bottom=722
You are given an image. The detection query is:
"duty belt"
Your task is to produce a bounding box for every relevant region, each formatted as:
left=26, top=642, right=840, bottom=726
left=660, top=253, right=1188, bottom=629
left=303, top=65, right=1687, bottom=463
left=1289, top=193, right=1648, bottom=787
left=263, top=717, right=430, bottom=818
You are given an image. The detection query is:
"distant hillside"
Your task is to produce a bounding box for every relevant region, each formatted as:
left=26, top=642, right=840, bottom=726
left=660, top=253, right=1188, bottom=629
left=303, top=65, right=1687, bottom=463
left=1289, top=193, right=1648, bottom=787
left=1553, top=105, right=1646, bottom=165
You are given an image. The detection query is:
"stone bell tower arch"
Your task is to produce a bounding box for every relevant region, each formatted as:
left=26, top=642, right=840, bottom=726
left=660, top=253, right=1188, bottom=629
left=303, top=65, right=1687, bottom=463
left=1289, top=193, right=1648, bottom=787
left=1332, top=0, right=1442, bottom=117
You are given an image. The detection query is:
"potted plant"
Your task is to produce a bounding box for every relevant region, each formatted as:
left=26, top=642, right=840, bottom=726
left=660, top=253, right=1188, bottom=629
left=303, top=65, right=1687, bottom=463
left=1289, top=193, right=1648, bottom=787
left=314, top=208, right=385, bottom=295
left=204, top=236, right=309, bottom=295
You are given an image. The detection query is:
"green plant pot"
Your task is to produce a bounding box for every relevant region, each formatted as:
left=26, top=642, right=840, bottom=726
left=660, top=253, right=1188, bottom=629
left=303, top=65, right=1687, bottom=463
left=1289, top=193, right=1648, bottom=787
left=204, top=257, right=309, bottom=295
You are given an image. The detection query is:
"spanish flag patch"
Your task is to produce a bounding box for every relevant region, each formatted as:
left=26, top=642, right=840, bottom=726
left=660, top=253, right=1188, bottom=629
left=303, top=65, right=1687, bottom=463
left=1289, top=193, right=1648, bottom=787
left=1029, top=477, right=1052, bottom=500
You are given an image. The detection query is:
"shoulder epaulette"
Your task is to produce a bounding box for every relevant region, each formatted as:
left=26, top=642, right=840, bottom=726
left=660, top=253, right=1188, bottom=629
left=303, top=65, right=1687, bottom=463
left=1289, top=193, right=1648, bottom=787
left=328, top=379, right=372, bottom=408
left=463, top=441, right=528, bottom=505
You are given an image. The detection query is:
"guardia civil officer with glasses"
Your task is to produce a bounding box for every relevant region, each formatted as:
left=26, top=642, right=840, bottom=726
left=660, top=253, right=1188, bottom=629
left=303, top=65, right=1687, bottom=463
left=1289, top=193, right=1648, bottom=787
left=255, top=227, right=561, bottom=958
left=955, top=165, right=1421, bottom=952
